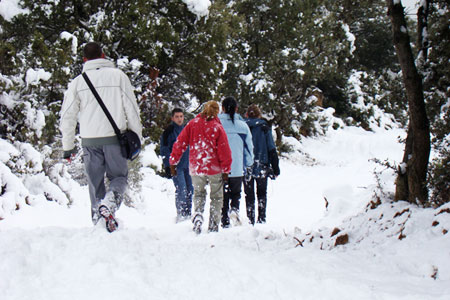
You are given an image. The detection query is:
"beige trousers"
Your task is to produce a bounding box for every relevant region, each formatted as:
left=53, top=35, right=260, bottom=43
left=191, top=173, right=224, bottom=232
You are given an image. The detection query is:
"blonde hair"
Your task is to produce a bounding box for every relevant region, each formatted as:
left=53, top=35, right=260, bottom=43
left=247, top=104, right=262, bottom=118
left=201, top=101, right=220, bottom=120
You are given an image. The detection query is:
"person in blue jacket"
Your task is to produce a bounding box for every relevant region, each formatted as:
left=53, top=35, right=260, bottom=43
left=160, top=108, right=193, bottom=222
left=219, top=97, right=254, bottom=228
left=244, top=104, right=280, bottom=225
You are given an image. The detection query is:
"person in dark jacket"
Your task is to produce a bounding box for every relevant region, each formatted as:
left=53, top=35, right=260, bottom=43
left=160, top=108, right=193, bottom=222
left=244, top=104, right=280, bottom=225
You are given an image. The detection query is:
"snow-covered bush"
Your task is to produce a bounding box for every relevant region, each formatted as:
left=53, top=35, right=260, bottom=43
left=0, top=139, right=72, bottom=219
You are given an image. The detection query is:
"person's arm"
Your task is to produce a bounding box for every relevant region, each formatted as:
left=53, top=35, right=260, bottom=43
left=121, top=72, right=143, bottom=140
left=266, top=128, right=280, bottom=176
left=243, top=124, right=254, bottom=167
left=59, top=79, right=80, bottom=154
left=216, top=125, right=232, bottom=174
left=160, top=125, right=173, bottom=167
left=159, top=130, right=172, bottom=177
left=170, top=122, right=190, bottom=166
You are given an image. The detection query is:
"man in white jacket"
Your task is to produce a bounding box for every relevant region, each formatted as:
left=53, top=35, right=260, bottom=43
left=60, top=42, right=142, bottom=232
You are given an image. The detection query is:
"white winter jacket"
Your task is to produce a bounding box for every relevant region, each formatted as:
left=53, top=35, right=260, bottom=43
left=60, top=59, right=142, bottom=151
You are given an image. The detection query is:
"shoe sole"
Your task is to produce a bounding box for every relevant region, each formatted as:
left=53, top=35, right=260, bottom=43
left=105, top=216, right=118, bottom=232
left=230, top=213, right=242, bottom=226
left=193, top=220, right=202, bottom=235
left=99, top=205, right=118, bottom=233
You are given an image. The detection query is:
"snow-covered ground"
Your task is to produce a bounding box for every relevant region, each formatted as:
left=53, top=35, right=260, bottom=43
left=1, top=125, right=449, bottom=300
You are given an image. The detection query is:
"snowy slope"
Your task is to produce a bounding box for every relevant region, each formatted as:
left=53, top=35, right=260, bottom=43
left=1, top=126, right=449, bottom=300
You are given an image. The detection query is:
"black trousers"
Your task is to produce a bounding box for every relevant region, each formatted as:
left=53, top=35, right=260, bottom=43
left=221, top=176, right=243, bottom=227
left=244, top=176, right=268, bottom=225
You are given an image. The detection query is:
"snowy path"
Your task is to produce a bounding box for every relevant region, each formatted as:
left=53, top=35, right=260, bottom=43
left=1, top=128, right=449, bottom=299
left=2, top=225, right=445, bottom=300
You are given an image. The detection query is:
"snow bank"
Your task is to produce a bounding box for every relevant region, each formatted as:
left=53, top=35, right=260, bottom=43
left=140, top=143, right=162, bottom=170
left=1, top=125, right=449, bottom=299
left=293, top=201, right=450, bottom=283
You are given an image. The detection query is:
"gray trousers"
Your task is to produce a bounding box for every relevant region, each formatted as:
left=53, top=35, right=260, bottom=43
left=83, top=144, right=128, bottom=223
left=191, top=173, right=224, bottom=232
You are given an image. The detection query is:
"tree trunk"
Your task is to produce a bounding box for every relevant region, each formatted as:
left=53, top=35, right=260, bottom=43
left=394, top=123, right=413, bottom=201
left=387, top=1, right=431, bottom=205
left=417, top=0, right=431, bottom=62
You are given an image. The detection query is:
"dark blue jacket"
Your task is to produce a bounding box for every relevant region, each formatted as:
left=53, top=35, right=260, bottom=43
left=160, top=122, right=189, bottom=169
left=245, top=118, right=280, bottom=177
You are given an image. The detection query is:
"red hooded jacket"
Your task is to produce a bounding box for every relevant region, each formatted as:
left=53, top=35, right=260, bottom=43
left=170, top=114, right=232, bottom=176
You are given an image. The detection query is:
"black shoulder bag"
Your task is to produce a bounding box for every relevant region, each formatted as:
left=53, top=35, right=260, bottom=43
left=82, top=72, right=141, bottom=161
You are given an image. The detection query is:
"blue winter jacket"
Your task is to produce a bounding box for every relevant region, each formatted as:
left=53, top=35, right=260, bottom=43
left=218, top=113, right=254, bottom=177
left=160, top=122, right=189, bottom=169
left=245, top=118, right=280, bottom=177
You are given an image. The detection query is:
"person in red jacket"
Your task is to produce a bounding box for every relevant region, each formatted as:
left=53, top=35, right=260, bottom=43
left=170, top=101, right=232, bottom=234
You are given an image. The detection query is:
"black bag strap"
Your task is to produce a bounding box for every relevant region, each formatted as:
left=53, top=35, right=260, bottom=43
left=82, top=72, right=121, bottom=136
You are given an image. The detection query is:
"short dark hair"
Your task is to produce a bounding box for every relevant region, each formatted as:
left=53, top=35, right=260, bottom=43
left=83, top=42, right=103, bottom=60
left=171, top=108, right=183, bottom=116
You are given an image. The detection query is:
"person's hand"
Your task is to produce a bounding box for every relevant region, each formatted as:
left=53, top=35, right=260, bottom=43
left=164, top=166, right=172, bottom=178
left=244, top=167, right=252, bottom=182
left=170, top=165, right=177, bottom=176
left=63, top=148, right=76, bottom=163
left=267, top=168, right=278, bottom=180
left=222, top=173, right=229, bottom=182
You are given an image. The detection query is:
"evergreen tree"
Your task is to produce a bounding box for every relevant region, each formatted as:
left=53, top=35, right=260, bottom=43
left=336, top=0, right=407, bottom=129
left=424, top=1, right=450, bottom=205
left=2, top=0, right=446, bottom=199
left=0, top=4, right=78, bottom=145
left=219, top=0, right=355, bottom=143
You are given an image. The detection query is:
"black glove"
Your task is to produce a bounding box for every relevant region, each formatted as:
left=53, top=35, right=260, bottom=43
left=222, top=173, right=230, bottom=193
left=244, top=166, right=253, bottom=182
left=267, top=168, right=276, bottom=180
left=269, top=149, right=280, bottom=177
left=223, top=182, right=230, bottom=194
left=164, top=166, right=172, bottom=178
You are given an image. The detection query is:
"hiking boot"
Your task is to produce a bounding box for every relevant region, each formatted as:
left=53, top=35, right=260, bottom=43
left=257, top=218, right=266, bottom=224
left=229, top=208, right=242, bottom=227
left=222, top=222, right=230, bottom=229
left=99, top=205, right=118, bottom=233
left=192, top=214, right=203, bottom=235
left=221, top=215, right=230, bottom=228
left=103, top=191, right=122, bottom=209
left=208, top=224, right=219, bottom=232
